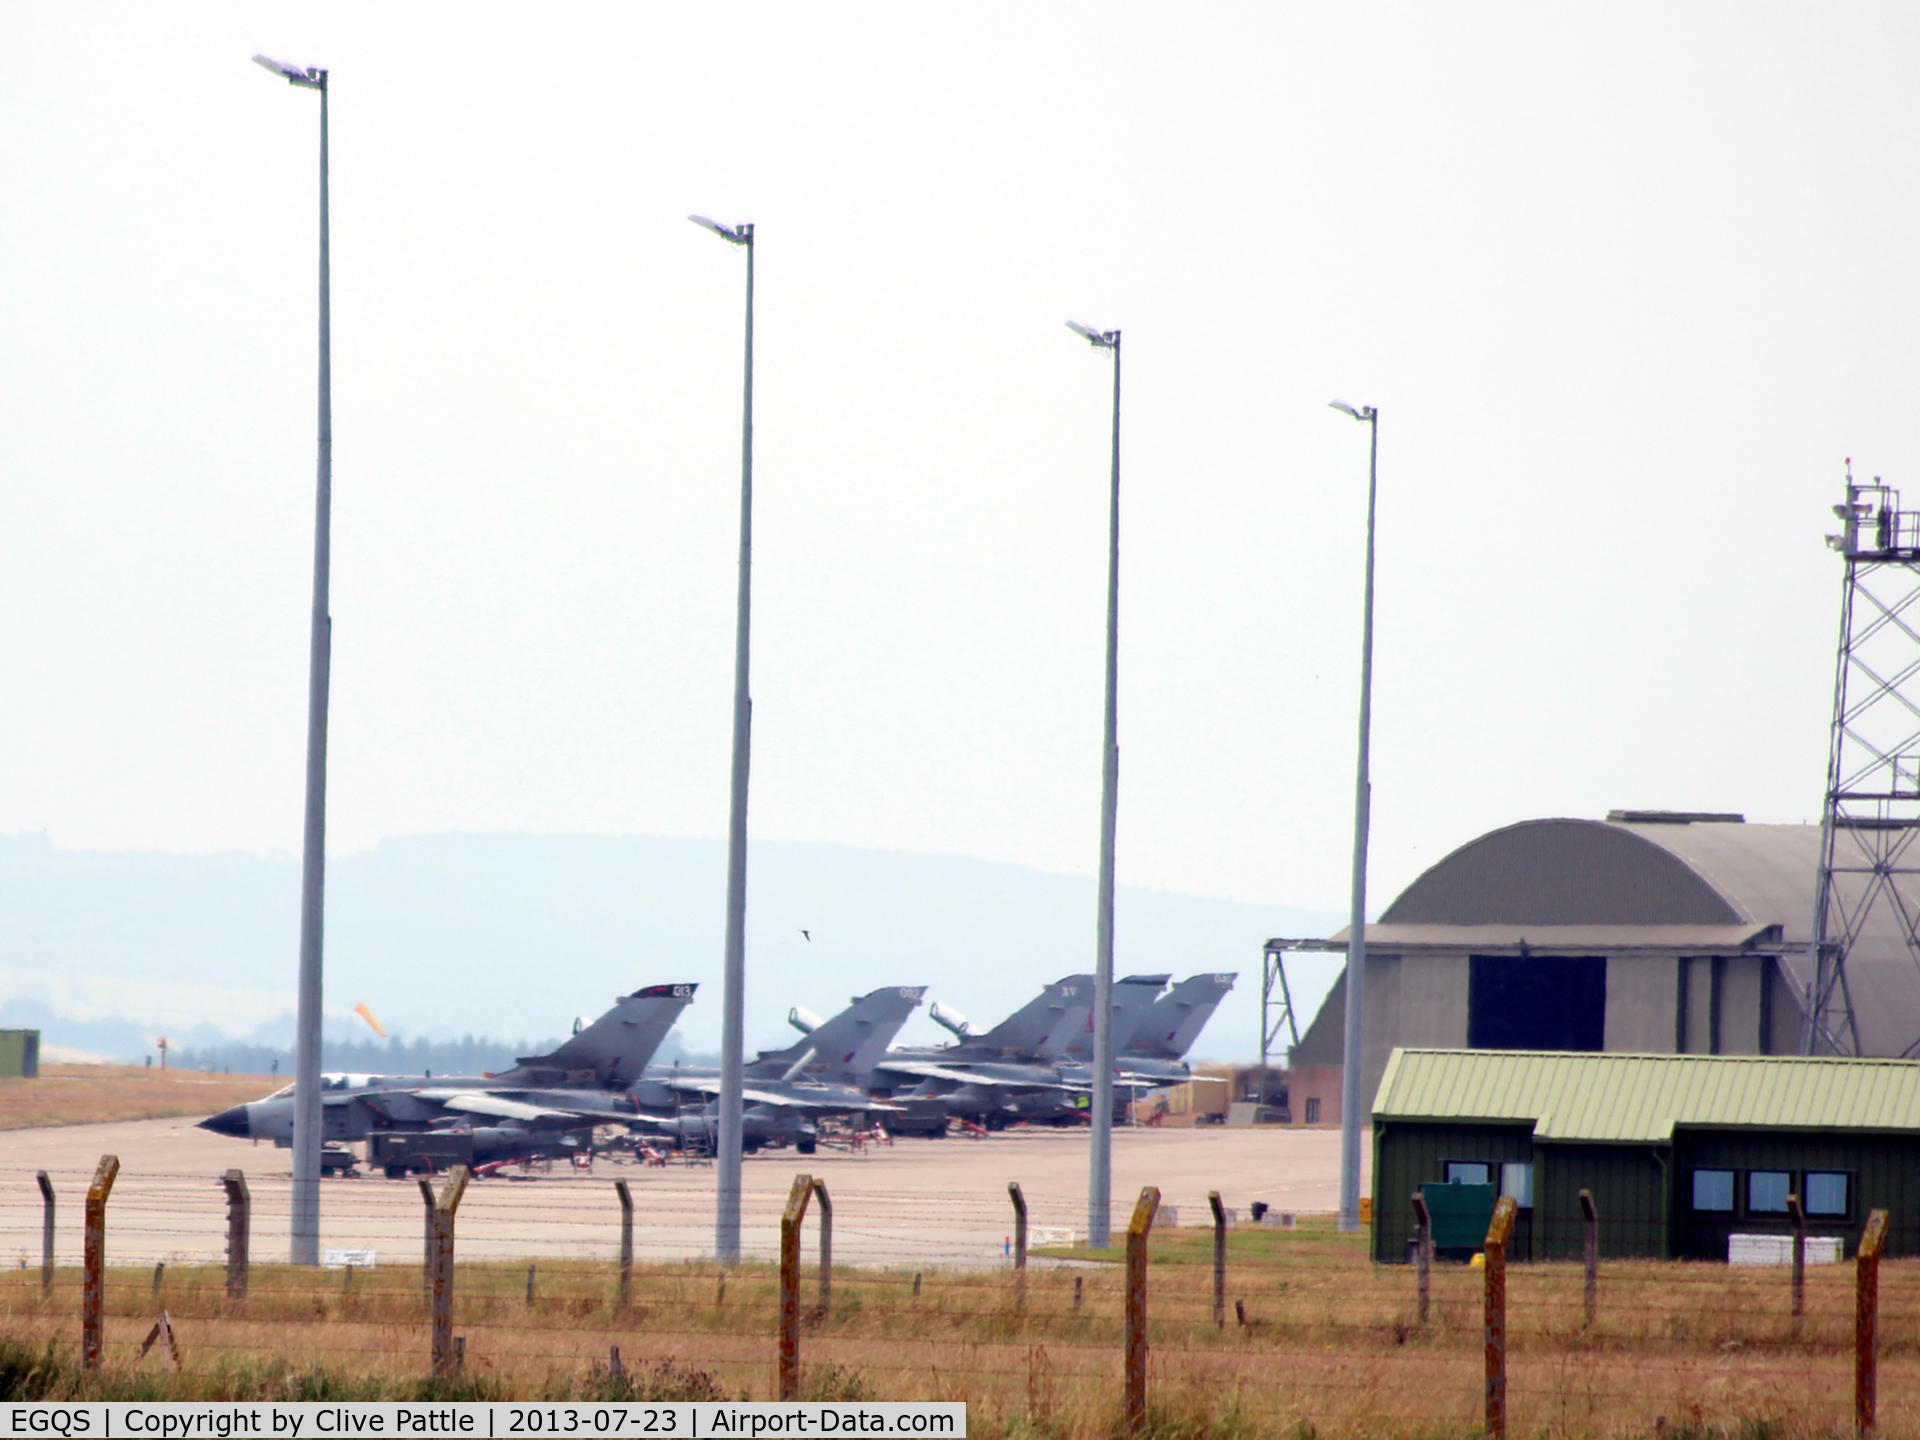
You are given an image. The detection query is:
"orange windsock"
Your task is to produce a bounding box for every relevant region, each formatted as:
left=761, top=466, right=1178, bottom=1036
left=353, top=1002, right=388, bottom=1038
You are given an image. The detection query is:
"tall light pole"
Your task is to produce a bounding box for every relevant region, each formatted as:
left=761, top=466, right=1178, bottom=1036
left=1068, top=319, right=1121, bottom=1251
left=690, top=214, right=755, bottom=1264
left=1329, top=398, right=1379, bottom=1234
left=254, top=52, right=330, bottom=1267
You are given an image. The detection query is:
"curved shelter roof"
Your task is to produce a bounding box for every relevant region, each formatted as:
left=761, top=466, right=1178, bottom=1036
left=1355, top=816, right=1920, bottom=1058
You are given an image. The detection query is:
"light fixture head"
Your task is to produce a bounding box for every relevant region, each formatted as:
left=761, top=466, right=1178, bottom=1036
left=689, top=214, right=752, bottom=245
left=1329, top=399, right=1376, bottom=422
left=253, top=54, right=323, bottom=89
left=1066, top=320, right=1118, bottom=349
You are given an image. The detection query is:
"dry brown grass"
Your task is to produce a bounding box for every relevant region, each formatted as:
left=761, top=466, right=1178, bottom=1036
left=0, top=1065, right=270, bottom=1130
left=0, top=1220, right=1912, bottom=1435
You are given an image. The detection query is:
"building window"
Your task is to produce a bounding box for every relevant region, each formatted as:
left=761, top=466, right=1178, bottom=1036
left=1691, top=1169, right=1735, bottom=1213
left=1747, top=1171, right=1791, bottom=1214
left=1446, top=1161, right=1492, bottom=1186
left=1806, top=1172, right=1851, bottom=1217
left=1304, top=1098, right=1320, bottom=1124
left=1501, top=1162, right=1534, bottom=1209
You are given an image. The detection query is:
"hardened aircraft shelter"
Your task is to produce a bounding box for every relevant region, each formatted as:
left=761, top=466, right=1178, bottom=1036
left=1283, top=811, right=1920, bottom=1128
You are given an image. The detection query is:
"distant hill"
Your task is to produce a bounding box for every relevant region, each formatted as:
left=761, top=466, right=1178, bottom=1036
left=0, top=832, right=1344, bottom=1066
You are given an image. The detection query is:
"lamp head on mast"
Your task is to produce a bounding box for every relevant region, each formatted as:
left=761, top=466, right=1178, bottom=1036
left=689, top=215, right=754, bottom=246
left=1066, top=320, right=1119, bottom=350
left=252, top=54, right=325, bottom=89
left=1329, top=399, right=1377, bottom=424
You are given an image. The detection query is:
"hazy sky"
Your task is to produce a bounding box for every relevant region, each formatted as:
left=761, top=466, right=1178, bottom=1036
left=5, top=3, right=1918, bottom=926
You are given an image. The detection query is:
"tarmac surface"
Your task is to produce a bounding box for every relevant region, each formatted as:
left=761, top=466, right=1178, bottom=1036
left=0, top=1115, right=1366, bottom=1270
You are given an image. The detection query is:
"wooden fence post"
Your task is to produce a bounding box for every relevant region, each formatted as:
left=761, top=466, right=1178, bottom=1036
left=1788, top=1192, right=1806, bottom=1323
left=1578, top=1188, right=1598, bottom=1327
left=1008, top=1181, right=1028, bottom=1309
left=779, top=1174, right=814, bottom=1401
left=418, top=1177, right=435, bottom=1300
left=1858, top=1208, right=1890, bottom=1433
left=1411, top=1191, right=1432, bottom=1324
left=82, top=1155, right=119, bottom=1370
left=811, top=1179, right=833, bottom=1315
left=1484, top=1195, right=1518, bottom=1440
left=615, top=1179, right=634, bottom=1306
left=1125, top=1185, right=1161, bottom=1431
left=429, top=1167, right=471, bottom=1381
left=222, top=1169, right=250, bottom=1300
left=1208, top=1191, right=1226, bottom=1328
left=36, top=1172, right=54, bottom=1295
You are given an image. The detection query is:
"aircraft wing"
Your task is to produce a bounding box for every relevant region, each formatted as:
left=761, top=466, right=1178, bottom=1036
left=875, top=1060, right=1039, bottom=1087
left=670, top=1077, right=891, bottom=1110
left=416, top=1090, right=580, bottom=1124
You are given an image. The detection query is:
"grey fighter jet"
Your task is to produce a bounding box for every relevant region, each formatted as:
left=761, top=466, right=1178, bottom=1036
left=1114, top=972, right=1236, bottom=1085
left=875, top=972, right=1236, bottom=1132
left=873, top=974, right=1162, bottom=1130
left=629, top=985, right=926, bottom=1154
left=198, top=984, right=695, bottom=1172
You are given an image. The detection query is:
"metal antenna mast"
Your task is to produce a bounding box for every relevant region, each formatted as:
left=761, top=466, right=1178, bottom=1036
left=1807, top=462, right=1920, bottom=1056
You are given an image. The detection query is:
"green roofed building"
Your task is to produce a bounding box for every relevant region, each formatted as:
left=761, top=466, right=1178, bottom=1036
left=1371, top=1047, right=1920, bottom=1263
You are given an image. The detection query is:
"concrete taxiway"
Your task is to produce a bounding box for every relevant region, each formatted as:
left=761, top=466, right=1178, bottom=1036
left=0, top=1115, right=1364, bottom=1270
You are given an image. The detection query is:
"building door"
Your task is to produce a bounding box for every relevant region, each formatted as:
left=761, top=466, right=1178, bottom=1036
left=1468, top=955, right=1606, bottom=1050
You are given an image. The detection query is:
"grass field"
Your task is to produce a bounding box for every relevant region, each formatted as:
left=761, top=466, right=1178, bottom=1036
left=0, top=1065, right=269, bottom=1130
left=0, top=1218, right=1910, bottom=1436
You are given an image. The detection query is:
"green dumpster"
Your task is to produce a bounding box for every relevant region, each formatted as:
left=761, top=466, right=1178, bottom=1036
left=1420, top=1182, right=1495, bottom=1261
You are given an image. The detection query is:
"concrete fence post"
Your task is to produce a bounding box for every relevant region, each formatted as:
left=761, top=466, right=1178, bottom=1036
left=811, top=1178, right=832, bottom=1316
left=222, top=1169, right=250, bottom=1300
left=1410, top=1192, right=1431, bottom=1325
left=1208, top=1191, right=1226, bottom=1328
left=418, top=1177, right=436, bottom=1301
left=779, top=1173, right=814, bottom=1401
left=1008, top=1181, right=1028, bottom=1307
left=82, top=1154, right=119, bottom=1370
left=615, top=1179, right=634, bottom=1306
left=1484, top=1195, right=1518, bottom=1440
left=1578, top=1188, right=1598, bottom=1327
left=1788, top=1192, right=1806, bottom=1323
left=1857, top=1208, right=1890, bottom=1433
left=1125, top=1185, right=1161, bottom=1431
left=429, top=1166, right=471, bottom=1381
left=36, top=1172, right=54, bottom=1296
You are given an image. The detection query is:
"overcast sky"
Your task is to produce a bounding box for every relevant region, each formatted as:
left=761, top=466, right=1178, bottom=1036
left=5, top=3, right=1917, bottom=933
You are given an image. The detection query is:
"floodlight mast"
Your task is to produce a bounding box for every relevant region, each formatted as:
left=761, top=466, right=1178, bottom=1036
left=255, top=52, right=331, bottom=1266
left=1068, top=318, right=1122, bottom=1249
left=691, top=214, right=756, bottom=1263
left=1329, top=398, right=1379, bottom=1235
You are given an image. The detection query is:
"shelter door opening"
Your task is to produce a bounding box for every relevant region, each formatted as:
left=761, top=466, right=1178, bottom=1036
left=1468, top=955, right=1605, bottom=1051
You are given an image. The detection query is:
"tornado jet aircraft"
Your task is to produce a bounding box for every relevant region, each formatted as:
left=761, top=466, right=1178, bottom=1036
left=198, top=983, right=696, bottom=1171
left=873, top=972, right=1235, bottom=1132
left=629, top=985, right=926, bottom=1154
left=870, top=973, right=1153, bottom=1130
left=1113, top=972, right=1236, bottom=1085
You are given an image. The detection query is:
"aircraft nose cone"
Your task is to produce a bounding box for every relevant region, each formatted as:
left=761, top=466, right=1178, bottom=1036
left=199, top=1105, right=250, bottom=1138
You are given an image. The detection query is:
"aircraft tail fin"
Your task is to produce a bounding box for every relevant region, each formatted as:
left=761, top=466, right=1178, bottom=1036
left=1126, top=973, right=1237, bottom=1059
left=980, top=974, right=1093, bottom=1057
left=507, top=983, right=695, bottom=1085
left=1062, top=974, right=1170, bottom=1058
left=756, top=986, right=927, bottom=1082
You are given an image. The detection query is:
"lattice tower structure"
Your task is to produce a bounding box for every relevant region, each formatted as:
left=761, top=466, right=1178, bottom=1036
left=1809, top=467, right=1920, bottom=1055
